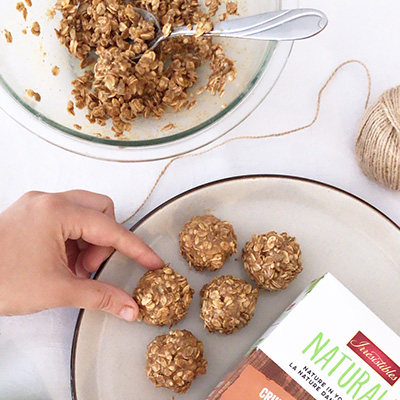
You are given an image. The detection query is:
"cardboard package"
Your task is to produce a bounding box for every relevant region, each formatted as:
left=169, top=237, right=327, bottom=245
left=206, top=274, right=400, bottom=400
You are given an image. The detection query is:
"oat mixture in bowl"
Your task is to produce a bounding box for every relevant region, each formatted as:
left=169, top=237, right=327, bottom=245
left=0, top=0, right=297, bottom=160
left=56, top=0, right=237, bottom=136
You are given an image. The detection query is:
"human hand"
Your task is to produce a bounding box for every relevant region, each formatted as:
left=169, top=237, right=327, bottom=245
left=0, top=190, right=164, bottom=321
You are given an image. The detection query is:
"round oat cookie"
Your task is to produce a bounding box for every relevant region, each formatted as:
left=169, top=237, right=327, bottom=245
left=200, top=275, right=259, bottom=334
left=145, top=329, right=207, bottom=393
left=179, top=214, right=237, bottom=271
left=242, top=231, right=302, bottom=291
left=132, top=265, right=194, bottom=327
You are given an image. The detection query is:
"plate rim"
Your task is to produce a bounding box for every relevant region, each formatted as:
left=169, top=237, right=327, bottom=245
left=70, top=174, right=400, bottom=400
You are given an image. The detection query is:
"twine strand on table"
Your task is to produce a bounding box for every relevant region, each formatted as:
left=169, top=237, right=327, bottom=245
left=121, top=59, right=371, bottom=225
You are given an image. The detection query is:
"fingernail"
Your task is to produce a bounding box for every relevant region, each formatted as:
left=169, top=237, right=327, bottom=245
left=119, top=306, right=136, bottom=321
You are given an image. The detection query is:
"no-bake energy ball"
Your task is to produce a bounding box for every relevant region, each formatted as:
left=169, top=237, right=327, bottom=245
left=200, top=275, right=259, bottom=334
left=133, top=265, right=194, bottom=327
left=179, top=214, right=237, bottom=271
left=145, top=330, right=207, bottom=393
left=242, top=232, right=302, bottom=291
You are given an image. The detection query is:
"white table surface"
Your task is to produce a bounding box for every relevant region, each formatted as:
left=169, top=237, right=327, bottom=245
left=1, top=0, right=400, bottom=398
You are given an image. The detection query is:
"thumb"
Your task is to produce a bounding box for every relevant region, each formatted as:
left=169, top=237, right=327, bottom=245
left=66, top=278, right=139, bottom=321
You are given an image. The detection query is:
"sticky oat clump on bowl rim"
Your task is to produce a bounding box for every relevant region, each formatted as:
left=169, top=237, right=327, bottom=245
left=200, top=275, right=259, bottom=334
left=132, top=264, right=194, bottom=327
left=179, top=214, right=238, bottom=272
left=242, top=231, right=303, bottom=291
left=145, top=329, right=207, bottom=393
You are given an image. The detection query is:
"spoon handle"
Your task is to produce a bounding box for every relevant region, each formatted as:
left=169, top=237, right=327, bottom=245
left=170, top=9, right=328, bottom=41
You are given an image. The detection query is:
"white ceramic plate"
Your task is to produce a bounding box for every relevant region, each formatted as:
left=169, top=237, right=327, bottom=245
left=71, top=176, right=400, bottom=400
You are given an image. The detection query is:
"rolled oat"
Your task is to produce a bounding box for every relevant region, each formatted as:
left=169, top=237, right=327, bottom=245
left=67, top=100, right=75, bottom=115
left=161, top=122, right=175, bottom=131
left=26, top=89, right=41, bottom=102
left=4, top=30, right=13, bottom=43
left=16, top=2, right=28, bottom=20
left=52, top=65, right=60, bottom=76
left=46, top=7, right=56, bottom=19
left=31, top=21, right=41, bottom=36
left=226, top=1, right=238, bottom=15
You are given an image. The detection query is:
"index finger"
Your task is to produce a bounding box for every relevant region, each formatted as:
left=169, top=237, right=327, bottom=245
left=64, top=206, right=164, bottom=270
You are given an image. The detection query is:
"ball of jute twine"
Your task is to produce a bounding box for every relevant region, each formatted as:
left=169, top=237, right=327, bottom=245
left=355, top=86, right=400, bottom=190
left=122, top=59, right=372, bottom=225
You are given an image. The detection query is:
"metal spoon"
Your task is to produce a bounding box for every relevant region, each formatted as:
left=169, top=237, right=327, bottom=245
left=133, top=8, right=328, bottom=58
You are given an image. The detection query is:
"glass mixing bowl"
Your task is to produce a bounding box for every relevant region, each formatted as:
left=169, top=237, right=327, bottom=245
left=0, top=0, right=296, bottom=161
